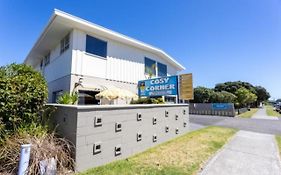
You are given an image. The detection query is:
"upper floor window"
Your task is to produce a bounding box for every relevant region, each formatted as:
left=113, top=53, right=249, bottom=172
left=157, top=62, right=167, bottom=77
left=40, top=59, right=44, bottom=70
left=60, top=33, right=70, bottom=54
left=44, top=52, right=50, bottom=66
left=144, top=57, right=156, bottom=77
left=86, top=35, right=107, bottom=58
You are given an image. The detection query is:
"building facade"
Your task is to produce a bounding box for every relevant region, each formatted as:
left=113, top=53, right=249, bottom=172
left=24, top=9, right=185, bottom=104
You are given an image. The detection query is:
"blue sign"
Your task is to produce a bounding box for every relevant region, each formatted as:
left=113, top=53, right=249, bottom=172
left=138, top=76, right=178, bottom=97
left=212, top=103, right=232, bottom=110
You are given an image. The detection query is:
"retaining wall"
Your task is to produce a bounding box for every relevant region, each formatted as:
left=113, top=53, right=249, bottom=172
left=189, top=103, right=235, bottom=117
left=48, top=104, right=189, bottom=172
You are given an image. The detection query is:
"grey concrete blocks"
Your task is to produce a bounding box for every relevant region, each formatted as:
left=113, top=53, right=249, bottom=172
left=165, top=110, right=169, bottom=117
left=93, top=141, right=102, bottom=155
left=152, top=134, right=157, bottom=142
left=175, top=128, right=179, bottom=134
left=175, top=114, right=179, bottom=120
left=115, top=144, right=122, bottom=156
left=50, top=104, right=189, bottom=172
left=165, top=125, right=169, bottom=133
left=152, top=117, right=157, bottom=125
left=94, top=116, right=102, bottom=127
left=137, top=113, right=142, bottom=121
left=115, top=122, right=122, bottom=132
left=137, top=132, right=142, bottom=141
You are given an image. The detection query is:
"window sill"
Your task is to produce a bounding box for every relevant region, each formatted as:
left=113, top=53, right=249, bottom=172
left=84, top=52, right=107, bottom=60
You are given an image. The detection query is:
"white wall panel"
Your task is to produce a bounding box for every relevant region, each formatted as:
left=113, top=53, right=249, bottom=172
left=72, top=29, right=179, bottom=83
left=42, top=31, right=73, bottom=83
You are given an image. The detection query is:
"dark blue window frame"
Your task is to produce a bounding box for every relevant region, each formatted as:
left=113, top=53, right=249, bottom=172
left=86, top=35, right=107, bottom=58
left=157, top=62, right=167, bottom=77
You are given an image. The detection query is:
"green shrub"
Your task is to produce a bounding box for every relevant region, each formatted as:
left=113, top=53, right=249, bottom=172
left=131, top=97, right=164, bottom=104
left=0, top=63, right=48, bottom=132
left=57, top=92, right=78, bottom=105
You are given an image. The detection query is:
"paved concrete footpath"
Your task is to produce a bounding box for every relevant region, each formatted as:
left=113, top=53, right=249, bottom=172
left=252, top=108, right=278, bottom=120
left=200, top=130, right=281, bottom=175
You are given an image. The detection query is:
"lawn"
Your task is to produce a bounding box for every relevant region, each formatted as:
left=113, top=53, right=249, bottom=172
left=276, top=136, right=281, bottom=158
left=266, top=105, right=281, bottom=117
left=80, top=127, right=237, bottom=175
left=238, top=108, right=258, bottom=118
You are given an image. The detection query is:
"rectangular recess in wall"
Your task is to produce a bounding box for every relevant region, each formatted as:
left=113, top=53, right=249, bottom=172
left=153, top=134, right=157, bottom=142
left=93, top=141, right=102, bottom=155
left=115, top=122, right=122, bottom=132
left=137, top=132, right=142, bottom=141
left=115, top=144, right=122, bottom=156
left=165, top=111, right=169, bottom=117
left=137, top=113, right=142, bottom=121
left=152, top=117, right=157, bottom=125
left=94, top=116, right=102, bottom=127
left=165, top=126, right=169, bottom=133
left=175, top=128, right=179, bottom=134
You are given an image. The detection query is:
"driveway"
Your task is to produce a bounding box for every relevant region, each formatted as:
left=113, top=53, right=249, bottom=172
left=190, top=114, right=281, bottom=135
left=252, top=108, right=279, bottom=120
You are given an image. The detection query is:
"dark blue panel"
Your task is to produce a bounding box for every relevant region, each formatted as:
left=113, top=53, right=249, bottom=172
left=144, top=57, right=156, bottom=76
left=86, top=35, right=107, bottom=58
left=158, top=62, right=167, bottom=77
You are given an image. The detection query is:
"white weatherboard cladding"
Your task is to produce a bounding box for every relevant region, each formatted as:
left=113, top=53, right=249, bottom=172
left=72, top=29, right=178, bottom=83
left=72, top=29, right=107, bottom=78
left=38, top=31, right=73, bottom=83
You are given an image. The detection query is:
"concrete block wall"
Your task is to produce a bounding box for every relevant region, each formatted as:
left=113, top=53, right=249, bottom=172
left=49, top=104, right=189, bottom=172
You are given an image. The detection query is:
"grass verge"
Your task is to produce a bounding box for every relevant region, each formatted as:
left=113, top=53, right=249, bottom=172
left=80, top=127, right=237, bottom=175
left=276, top=136, right=281, bottom=158
left=266, top=105, right=281, bottom=117
left=238, top=108, right=258, bottom=118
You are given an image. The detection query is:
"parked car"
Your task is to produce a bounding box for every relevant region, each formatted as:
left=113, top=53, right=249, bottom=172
left=275, top=103, right=281, bottom=113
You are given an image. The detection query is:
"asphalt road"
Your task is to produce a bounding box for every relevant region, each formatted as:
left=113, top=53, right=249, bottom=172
left=190, top=114, right=281, bottom=135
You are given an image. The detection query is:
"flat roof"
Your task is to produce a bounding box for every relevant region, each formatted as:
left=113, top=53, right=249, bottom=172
left=25, top=9, right=185, bottom=70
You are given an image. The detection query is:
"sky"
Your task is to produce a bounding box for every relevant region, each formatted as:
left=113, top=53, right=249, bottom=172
left=0, top=0, right=281, bottom=99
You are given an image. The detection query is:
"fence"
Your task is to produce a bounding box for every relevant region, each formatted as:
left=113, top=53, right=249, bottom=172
left=236, top=107, right=248, bottom=115
left=189, top=103, right=235, bottom=117
left=48, top=104, right=189, bottom=172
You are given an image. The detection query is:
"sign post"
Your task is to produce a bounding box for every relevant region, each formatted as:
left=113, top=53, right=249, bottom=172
left=178, top=73, right=193, bottom=100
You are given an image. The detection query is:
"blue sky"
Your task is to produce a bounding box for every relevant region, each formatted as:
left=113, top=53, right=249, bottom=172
left=0, top=0, right=281, bottom=99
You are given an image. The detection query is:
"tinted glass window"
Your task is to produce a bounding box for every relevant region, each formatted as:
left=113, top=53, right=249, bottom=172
left=86, top=35, right=107, bottom=58
left=158, top=62, right=167, bottom=77
left=44, top=52, right=50, bottom=66
left=60, top=33, right=70, bottom=54
left=144, top=57, right=156, bottom=76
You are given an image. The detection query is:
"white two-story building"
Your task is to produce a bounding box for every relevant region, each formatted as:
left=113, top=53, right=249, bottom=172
left=24, top=9, right=185, bottom=104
